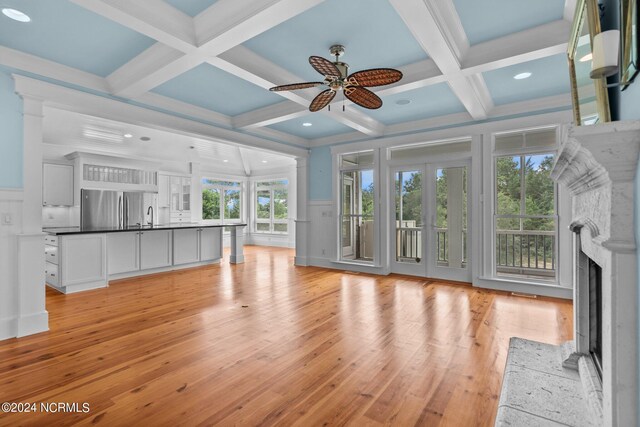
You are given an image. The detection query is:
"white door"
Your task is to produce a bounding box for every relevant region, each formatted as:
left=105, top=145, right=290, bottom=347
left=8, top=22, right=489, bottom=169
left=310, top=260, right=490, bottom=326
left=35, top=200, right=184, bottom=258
left=426, top=161, right=471, bottom=282
left=173, top=229, right=200, bottom=265
left=391, top=166, right=426, bottom=276
left=140, top=230, right=172, bottom=270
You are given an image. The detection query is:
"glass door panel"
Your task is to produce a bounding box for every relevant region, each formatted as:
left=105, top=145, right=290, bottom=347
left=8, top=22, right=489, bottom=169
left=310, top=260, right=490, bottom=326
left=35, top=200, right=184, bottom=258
left=391, top=167, right=426, bottom=275
left=395, top=170, right=423, bottom=263
left=429, top=163, right=470, bottom=282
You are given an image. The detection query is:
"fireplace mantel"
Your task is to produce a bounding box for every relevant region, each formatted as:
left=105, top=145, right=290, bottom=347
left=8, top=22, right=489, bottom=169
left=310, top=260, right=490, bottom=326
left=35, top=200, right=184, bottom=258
left=551, top=121, right=640, bottom=427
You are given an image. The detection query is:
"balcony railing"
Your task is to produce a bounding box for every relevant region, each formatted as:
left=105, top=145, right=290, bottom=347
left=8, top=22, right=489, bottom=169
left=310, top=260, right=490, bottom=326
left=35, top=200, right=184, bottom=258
left=495, top=230, right=555, bottom=277
left=396, top=227, right=422, bottom=262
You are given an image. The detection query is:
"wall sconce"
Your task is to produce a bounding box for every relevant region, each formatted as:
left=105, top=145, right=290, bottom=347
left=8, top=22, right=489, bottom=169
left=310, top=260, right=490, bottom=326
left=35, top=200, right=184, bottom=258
left=590, top=30, right=620, bottom=78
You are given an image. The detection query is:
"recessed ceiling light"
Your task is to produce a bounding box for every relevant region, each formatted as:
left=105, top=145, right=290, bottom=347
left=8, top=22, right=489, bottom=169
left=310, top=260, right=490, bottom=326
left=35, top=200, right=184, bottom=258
left=140, top=136, right=151, bottom=141
left=302, top=122, right=313, bottom=127
left=513, top=72, right=532, bottom=80
left=123, top=133, right=133, bottom=138
left=223, top=159, right=229, bottom=163
left=262, top=160, right=268, bottom=163
left=396, top=99, right=411, bottom=105
left=2, top=8, right=31, bottom=22
left=579, top=53, right=593, bottom=62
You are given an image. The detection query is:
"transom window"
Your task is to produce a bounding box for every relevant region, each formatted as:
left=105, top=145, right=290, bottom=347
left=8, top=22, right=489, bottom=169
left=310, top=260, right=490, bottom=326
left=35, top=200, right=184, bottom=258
left=202, top=179, right=242, bottom=223
left=255, top=179, right=288, bottom=234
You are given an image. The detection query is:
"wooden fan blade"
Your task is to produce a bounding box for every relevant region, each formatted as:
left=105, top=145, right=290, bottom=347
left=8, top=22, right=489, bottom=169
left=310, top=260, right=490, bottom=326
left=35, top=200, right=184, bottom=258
left=309, top=56, right=341, bottom=78
left=347, top=68, right=403, bottom=87
left=309, top=89, right=336, bottom=112
left=269, top=82, right=324, bottom=92
left=344, top=87, right=382, bottom=109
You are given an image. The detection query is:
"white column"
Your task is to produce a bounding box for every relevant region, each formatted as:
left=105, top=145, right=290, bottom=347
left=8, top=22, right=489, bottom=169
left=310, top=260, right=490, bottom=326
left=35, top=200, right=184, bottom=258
left=229, top=225, right=245, bottom=264
left=294, top=156, right=309, bottom=266
left=447, top=167, right=464, bottom=269
left=17, top=95, right=48, bottom=337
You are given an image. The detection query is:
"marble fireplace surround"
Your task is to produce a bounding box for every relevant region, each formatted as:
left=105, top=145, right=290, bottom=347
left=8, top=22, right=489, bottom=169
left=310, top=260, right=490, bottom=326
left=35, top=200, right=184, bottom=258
left=551, top=121, right=640, bottom=427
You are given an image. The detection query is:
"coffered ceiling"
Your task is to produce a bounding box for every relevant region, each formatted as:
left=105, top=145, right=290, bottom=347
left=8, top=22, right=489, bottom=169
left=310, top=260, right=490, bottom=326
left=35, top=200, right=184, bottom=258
left=0, top=0, right=576, bottom=151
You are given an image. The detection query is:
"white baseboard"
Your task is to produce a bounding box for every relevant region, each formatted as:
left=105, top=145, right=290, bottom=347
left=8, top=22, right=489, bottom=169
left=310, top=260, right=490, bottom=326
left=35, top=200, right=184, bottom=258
left=16, top=310, right=49, bottom=338
left=474, top=277, right=573, bottom=299
left=294, top=256, right=308, bottom=266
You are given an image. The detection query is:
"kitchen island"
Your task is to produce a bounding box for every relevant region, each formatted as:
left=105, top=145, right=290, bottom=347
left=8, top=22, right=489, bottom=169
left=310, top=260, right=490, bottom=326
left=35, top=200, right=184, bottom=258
left=43, top=223, right=246, bottom=294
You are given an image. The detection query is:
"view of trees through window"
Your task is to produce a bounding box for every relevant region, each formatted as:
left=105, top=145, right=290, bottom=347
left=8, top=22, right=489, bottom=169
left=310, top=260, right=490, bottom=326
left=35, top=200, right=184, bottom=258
left=495, top=153, right=556, bottom=278
left=202, top=180, right=241, bottom=222
left=255, top=180, right=288, bottom=233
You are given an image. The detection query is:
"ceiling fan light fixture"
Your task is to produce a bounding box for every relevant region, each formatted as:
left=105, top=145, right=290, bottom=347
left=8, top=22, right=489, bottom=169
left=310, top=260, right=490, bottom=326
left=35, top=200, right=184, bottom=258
left=269, top=45, right=402, bottom=112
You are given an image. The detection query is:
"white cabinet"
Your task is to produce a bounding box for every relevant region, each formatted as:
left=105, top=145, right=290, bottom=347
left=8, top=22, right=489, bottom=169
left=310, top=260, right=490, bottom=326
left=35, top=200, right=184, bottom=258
left=107, top=232, right=140, bottom=274
left=43, top=163, right=74, bottom=206
left=158, top=174, right=171, bottom=208
left=140, top=230, right=172, bottom=270
left=173, top=227, right=222, bottom=264
left=173, top=229, right=200, bottom=265
left=170, top=176, right=191, bottom=213
left=200, top=228, right=222, bottom=261
left=45, top=233, right=108, bottom=293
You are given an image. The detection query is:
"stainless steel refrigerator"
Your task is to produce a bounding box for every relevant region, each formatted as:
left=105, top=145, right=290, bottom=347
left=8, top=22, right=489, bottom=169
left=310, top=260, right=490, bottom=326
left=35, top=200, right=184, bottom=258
left=81, top=189, right=158, bottom=229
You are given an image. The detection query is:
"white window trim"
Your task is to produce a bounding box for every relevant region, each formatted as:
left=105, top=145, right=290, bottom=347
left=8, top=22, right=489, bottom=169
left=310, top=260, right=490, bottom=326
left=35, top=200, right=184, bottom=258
left=333, top=149, right=380, bottom=267
left=488, top=125, right=566, bottom=286
left=255, top=179, right=289, bottom=235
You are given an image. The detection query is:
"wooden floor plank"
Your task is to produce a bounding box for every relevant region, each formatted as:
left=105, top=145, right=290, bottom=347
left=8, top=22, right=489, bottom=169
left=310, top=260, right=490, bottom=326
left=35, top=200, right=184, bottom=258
left=0, top=246, right=572, bottom=426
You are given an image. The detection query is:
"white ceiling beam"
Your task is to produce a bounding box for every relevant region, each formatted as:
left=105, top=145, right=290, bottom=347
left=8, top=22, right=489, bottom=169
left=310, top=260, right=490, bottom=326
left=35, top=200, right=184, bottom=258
left=461, top=20, right=571, bottom=75
left=238, top=147, right=252, bottom=175
left=388, top=0, right=492, bottom=120
left=69, top=0, right=197, bottom=52
left=97, top=0, right=326, bottom=98
left=233, top=101, right=308, bottom=129
left=213, top=46, right=385, bottom=136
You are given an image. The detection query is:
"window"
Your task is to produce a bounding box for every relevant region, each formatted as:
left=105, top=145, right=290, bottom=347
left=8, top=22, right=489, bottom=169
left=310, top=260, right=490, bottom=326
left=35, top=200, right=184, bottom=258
left=494, top=130, right=557, bottom=280
left=254, top=180, right=288, bottom=234
left=202, top=179, right=242, bottom=223
left=339, top=151, right=375, bottom=263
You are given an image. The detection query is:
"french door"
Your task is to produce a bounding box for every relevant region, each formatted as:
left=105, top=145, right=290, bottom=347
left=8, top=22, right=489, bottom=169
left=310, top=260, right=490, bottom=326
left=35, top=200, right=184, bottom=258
left=391, top=160, right=471, bottom=282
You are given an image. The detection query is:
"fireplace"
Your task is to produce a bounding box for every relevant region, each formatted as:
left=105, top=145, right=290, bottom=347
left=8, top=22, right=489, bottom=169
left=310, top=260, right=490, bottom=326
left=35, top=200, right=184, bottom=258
left=551, top=121, right=640, bottom=426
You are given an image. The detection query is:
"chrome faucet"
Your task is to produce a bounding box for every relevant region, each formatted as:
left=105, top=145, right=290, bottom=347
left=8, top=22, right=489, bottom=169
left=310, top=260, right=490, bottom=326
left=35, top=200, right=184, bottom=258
left=147, top=206, right=154, bottom=226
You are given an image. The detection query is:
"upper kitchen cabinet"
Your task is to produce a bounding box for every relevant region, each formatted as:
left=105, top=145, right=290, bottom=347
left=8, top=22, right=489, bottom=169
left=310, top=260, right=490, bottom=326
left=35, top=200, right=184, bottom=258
left=158, top=174, right=171, bottom=208
left=43, top=163, right=74, bottom=206
left=170, top=176, right=191, bottom=213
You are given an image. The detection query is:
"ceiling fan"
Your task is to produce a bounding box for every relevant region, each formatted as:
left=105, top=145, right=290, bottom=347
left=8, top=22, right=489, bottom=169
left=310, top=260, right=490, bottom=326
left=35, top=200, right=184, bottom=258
left=269, top=45, right=403, bottom=112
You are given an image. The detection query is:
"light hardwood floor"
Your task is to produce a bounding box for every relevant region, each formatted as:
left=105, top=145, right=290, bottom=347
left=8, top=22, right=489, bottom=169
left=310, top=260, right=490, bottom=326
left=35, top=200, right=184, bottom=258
left=0, top=246, right=572, bottom=426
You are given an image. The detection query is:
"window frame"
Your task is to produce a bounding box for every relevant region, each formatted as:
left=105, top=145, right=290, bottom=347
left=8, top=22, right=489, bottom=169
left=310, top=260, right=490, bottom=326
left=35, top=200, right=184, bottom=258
left=337, top=150, right=377, bottom=265
left=254, top=179, right=289, bottom=234
left=201, top=178, right=243, bottom=225
left=491, top=128, right=560, bottom=283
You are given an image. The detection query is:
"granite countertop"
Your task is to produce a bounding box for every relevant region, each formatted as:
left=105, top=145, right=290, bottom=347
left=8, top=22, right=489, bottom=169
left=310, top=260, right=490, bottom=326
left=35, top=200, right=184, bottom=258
left=43, top=223, right=247, bottom=236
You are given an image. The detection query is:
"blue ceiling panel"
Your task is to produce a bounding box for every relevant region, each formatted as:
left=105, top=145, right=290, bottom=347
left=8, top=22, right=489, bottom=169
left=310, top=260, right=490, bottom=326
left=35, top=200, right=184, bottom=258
left=453, top=0, right=565, bottom=45
left=268, top=114, right=353, bottom=139
left=164, top=0, right=218, bottom=17
left=243, top=0, right=428, bottom=83
left=152, top=63, right=283, bottom=116
left=0, top=0, right=155, bottom=77
left=483, top=53, right=571, bottom=105
left=363, top=83, right=467, bottom=125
